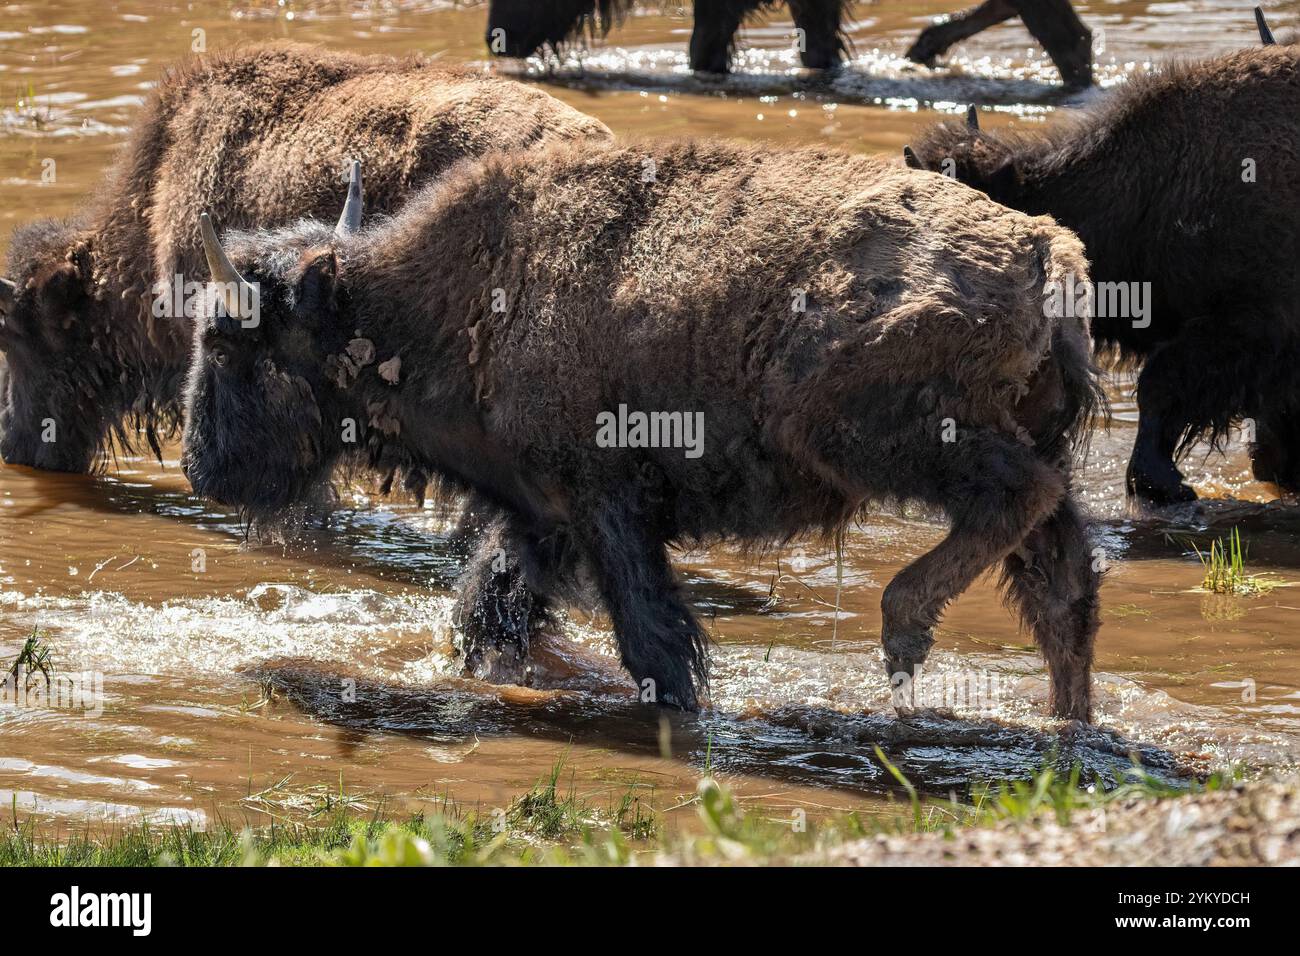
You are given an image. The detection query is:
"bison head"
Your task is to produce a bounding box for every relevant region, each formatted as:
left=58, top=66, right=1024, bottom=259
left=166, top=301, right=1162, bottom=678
left=0, top=222, right=113, bottom=472
left=485, top=0, right=625, bottom=60
left=904, top=106, right=1023, bottom=206
left=181, top=164, right=366, bottom=516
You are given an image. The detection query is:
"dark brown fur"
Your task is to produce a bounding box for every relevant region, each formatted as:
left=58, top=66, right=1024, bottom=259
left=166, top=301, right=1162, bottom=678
left=182, top=139, right=1104, bottom=720
left=909, top=43, right=1300, bottom=503
left=486, top=0, right=852, bottom=73
left=0, top=42, right=610, bottom=472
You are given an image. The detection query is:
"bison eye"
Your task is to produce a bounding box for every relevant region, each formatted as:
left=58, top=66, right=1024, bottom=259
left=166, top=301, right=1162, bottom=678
left=209, top=347, right=229, bottom=368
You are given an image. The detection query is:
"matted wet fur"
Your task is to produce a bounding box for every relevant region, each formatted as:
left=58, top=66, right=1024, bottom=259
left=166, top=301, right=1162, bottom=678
left=908, top=41, right=1300, bottom=504
left=485, top=0, right=852, bottom=72
left=182, top=138, right=1104, bottom=720
left=0, top=41, right=610, bottom=473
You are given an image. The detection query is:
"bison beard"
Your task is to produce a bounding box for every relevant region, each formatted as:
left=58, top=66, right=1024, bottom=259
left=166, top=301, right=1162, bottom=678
left=0, top=42, right=610, bottom=473
left=182, top=140, right=1104, bottom=721
left=907, top=36, right=1300, bottom=504
left=485, top=0, right=851, bottom=73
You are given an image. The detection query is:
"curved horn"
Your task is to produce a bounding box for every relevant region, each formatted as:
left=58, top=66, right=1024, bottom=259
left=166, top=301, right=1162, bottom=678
left=199, top=213, right=249, bottom=320
left=902, top=145, right=922, bottom=169
left=0, top=277, right=15, bottom=316
left=335, top=160, right=363, bottom=237
left=966, top=105, right=980, bottom=131
left=1255, top=6, right=1276, bottom=44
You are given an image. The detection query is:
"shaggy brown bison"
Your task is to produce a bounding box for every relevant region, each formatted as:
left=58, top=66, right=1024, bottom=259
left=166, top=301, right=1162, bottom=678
left=0, top=42, right=610, bottom=473
left=905, top=24, right=1299, bottom=504
left=181, top=141, right=1104, bottom=720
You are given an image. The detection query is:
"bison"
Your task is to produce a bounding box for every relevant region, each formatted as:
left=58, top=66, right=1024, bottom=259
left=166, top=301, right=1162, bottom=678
left=485, top=0, right=1094, bottom=85
left=485, top=0, right=853, bottom=73
left=181, top=140, right=1104, bottom=721
left=905, top=16, right=1299, bottom=504
left=0, top=42, right=610, bottom=473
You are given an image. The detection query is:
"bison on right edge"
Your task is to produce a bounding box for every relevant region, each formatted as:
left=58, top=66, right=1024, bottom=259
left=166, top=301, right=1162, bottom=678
left=181, top=142, right=1104, bottom=721
left=906, top=15, right=1300, bottom=504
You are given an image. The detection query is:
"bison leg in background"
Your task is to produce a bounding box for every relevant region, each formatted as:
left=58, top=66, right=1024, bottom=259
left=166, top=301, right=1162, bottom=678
left=878, top=429, right=1066, bottom=689
left=787, top=0, right=847, bottom=70
left=1249, top=409, right=1300, bottom=495
left=1000, top=496, right=1099, bottom=721
left=907, top=0, right=1093, bottom=89
left=1126, top=316, right=1290, bottom=505
left=1010, top=0, right=1092, bottom=88
left=906, top=0, right=1017, bottom=67
left=689, top=0, right=751, bottom=73
left=1125, top=318, right=1262, bottom=505
left=452, top=511, right=561, bottom=685
left=580, top=494, right=709, bottom=710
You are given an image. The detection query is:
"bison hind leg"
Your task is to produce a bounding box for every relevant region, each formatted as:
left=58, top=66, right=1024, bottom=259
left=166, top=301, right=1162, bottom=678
left=1000, top=494, right=1099, bottom=722
left=877, top=429, right=1066, bottom=689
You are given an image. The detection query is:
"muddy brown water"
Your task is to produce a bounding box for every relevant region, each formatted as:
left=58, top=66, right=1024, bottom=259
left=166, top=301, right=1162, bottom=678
left=2, top=1, right=1299, bottom=833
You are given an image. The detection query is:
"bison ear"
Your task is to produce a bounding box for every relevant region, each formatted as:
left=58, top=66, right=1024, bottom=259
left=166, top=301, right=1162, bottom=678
left=294, top=249, right=340, bottom=326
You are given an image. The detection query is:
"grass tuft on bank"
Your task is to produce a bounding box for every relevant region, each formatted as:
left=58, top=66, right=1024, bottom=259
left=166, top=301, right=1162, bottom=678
left=0, top=753, right=1232, bottom=867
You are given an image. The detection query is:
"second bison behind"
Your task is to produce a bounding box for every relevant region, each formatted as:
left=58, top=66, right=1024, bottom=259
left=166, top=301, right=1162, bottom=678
left=182, top=140, right=1103, bottom=721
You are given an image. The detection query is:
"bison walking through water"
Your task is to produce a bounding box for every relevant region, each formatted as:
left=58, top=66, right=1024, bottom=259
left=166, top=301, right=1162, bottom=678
left=181, top=141, right=1105, bottom=721
left=485, top=0, right=853, bottom=73
left=485, top=0, right=1094, bottom=85
left=905, top=21, right=1300, bottom=504
left=0, top=43, right=610, bottom=473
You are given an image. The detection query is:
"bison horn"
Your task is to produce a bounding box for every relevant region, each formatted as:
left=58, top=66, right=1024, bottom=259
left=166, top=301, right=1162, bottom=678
left=0, top=277, right=15, bottom=316
left=199, top=213, right=251, bottom=320
left=1255, top=6, right=1276, bottom=44
left=335, top=160, right=363, bottom=237
left=966, top=105, right=980, bottom=131
left=902, top=145, right=922, bottom=169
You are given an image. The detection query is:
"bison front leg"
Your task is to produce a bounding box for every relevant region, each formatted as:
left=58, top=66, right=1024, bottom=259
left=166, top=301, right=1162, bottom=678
left=787, top=0, right=846, bottom=70
left=580, top=495, right=709, bottom=710
left=906, top=0, right=1018, bottom=68
left=1001, top=495, right=1100, bottom=722
left=881, top=431, right=1065, bottom=688
left=1007, top=0, right=1093, bottom=89
left=1125, top=323, right=1250, bottom=506
left=689, top=0, right=749, bottom=74
left=452, top=512, right=553, bottom=685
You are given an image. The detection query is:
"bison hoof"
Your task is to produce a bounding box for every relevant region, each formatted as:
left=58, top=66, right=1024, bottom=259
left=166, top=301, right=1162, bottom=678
left=463, top=639, right=535, bottom=687
left=1126, top=470, right=1197, bottom=507
left=881, top=625, right=935, bottom=685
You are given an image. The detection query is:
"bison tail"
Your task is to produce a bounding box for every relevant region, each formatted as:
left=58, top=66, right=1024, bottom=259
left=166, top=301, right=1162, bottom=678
left=1029, top=224, right=1108, bottom=467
